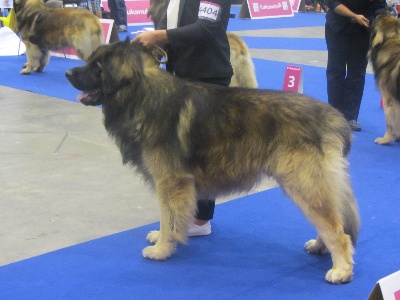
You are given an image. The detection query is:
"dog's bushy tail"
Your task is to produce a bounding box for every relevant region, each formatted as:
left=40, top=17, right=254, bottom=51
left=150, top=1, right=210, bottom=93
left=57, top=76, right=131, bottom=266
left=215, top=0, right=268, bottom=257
left=340, top=183, right=360, bottom=245
left=227, top=32, right=258, bottom=89
left=327, top=127, right=360, bottom=245
left=340, top=128, right=360, bottom=245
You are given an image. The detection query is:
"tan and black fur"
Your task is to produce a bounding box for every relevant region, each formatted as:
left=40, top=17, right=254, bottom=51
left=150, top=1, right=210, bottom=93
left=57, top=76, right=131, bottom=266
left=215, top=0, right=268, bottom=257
left=66, top=40, right=360, bottom=284
left=370, top=14, right=400, bottom=144
left=12, top=0, right=103, bottom=74
left=147, top=0, right=258, bottom=88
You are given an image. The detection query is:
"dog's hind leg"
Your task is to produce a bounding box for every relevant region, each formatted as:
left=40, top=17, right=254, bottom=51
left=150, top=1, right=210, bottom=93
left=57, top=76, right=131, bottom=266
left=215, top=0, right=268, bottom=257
left=142, top=174, right=196, bottom=260
left=36, top=49, right=50, bottom=73
left=274, top=148, right=358, bottom=284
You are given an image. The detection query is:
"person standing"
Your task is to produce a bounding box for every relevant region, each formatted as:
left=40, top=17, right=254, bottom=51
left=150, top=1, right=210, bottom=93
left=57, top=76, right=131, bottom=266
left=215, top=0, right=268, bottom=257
left=90, top=0, right=102, bottom=18
left=325, top=0, right=387, bottom=131
left=108, top=0, right=127, bottom=32
left=132, top=0, right=233, bottom=236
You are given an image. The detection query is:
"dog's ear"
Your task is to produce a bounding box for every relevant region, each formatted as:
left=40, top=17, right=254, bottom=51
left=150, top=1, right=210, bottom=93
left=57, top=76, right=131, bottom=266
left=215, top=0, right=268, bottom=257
left=101, top=45, right=143, bottom=95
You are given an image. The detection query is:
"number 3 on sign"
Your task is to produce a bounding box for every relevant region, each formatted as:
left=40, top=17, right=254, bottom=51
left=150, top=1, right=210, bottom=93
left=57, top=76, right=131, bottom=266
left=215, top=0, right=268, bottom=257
left=283, top=65, right=303, bottom=93
left=287, top=75, right=296, bottom=88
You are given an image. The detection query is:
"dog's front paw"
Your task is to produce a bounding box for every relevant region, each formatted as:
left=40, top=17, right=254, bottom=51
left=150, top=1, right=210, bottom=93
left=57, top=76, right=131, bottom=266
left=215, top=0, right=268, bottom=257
left=142, top=244, right=175, bottom=260
left=375, top=136, right=392, bottom=145
left=146, top=230, right=160, bottom=244
left=20, top=68, right=32, bottom=75
left=305, top=239, right=329, bottom=255
left=325, top=268, right=353, bottom=284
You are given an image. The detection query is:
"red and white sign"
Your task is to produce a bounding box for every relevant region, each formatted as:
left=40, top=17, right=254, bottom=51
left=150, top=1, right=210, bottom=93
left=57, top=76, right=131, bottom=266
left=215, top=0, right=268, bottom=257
left=246, top=0, right=293, bottom=19
left=290, top=0, right=301, bottom=12
left=379, top=271, right=400, bottom=300
left=50, top=19, right=115, bottom=59
left=102, top=0, right=152, bottom=25
left=283, top=65, right=303, bottom=93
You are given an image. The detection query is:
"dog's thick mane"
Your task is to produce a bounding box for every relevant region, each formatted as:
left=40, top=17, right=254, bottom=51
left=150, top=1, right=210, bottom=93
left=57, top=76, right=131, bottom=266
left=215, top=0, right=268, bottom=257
left=13, top=0, right=49, bottom=32
left=98, top=42, right=213, bottom=177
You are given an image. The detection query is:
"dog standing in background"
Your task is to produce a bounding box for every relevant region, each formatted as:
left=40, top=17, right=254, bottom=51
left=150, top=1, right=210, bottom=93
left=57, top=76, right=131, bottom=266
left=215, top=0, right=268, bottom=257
left=12, top=0, right=103, bottom=74
left=369, top=14, right=400, bottom=144
left=147, top=0, right=258, bottom=88
left=66, top=40, right=360, bottom=284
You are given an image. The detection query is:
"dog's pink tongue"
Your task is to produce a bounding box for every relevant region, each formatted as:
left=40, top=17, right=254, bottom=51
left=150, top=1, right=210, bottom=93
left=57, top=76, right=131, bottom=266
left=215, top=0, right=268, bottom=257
left=76, top=91, right=89, bottom=102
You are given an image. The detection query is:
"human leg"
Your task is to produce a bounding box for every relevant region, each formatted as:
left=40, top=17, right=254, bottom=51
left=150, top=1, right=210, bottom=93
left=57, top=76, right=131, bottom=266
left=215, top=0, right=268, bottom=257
left=187, top=199, right=215, bottom=236
left=344, top=27, right=370, bottom=123
left=325, top=26, right=350, bottom=117
left=91, top=0, right=102, bottom=18
left=107, top=0, right=117, bottom=20
left=113, top=0, right=127, bottom=31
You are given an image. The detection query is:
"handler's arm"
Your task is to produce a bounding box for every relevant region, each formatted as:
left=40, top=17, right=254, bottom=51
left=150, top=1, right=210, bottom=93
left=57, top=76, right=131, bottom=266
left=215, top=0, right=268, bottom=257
left=334, top=4, right=370, bottom=27
left=132, top=30, right=169, bottom=48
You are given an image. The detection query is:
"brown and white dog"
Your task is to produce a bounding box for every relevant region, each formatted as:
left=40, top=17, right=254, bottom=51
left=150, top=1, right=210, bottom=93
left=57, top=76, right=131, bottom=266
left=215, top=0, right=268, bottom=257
left=12, top=0, right=103, bottom=74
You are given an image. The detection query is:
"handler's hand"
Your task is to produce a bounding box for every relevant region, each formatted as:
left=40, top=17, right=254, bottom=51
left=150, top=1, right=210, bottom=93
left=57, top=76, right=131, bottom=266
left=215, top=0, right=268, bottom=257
left=132, top=30, right=168, bottom=48
left=354, top=14, right=369, bottom=28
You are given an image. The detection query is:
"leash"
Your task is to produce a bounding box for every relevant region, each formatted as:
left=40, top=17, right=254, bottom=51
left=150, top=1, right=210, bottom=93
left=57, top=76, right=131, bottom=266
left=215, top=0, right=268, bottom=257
left=151, top=45, right=168, bottom=64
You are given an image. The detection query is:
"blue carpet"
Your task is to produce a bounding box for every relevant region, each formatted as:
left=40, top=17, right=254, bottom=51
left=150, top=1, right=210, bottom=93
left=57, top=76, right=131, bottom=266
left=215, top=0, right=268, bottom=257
left=1, top=7, right=399, bottom=300
left=228, top=6, right=326, bottom=31
left=243, top=36, right=326, bottom=50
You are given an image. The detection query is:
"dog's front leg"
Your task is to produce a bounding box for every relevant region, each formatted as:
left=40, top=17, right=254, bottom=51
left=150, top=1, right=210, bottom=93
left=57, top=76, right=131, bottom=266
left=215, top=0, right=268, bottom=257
left=20, top=41, right=42, bottom=75
left=142, top=174, right=196, bottom=260
left=375, top=95, right=400, bottom=145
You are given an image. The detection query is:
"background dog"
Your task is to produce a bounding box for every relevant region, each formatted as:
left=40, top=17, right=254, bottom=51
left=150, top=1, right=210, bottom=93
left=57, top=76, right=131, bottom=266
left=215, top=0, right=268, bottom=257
left=147, top=0, right=258, bottom=88
left=66, top=40, right=360, bottom=284
left=12, top=0, right=103, bottom=74
left=369, top=14, right=400, bottom=144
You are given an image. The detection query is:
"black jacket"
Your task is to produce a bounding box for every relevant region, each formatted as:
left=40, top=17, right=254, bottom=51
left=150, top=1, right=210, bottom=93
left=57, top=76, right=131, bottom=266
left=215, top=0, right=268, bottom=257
left=326, top=0, right=387, bottom=33
left=158, top=0, right=233, bottom=84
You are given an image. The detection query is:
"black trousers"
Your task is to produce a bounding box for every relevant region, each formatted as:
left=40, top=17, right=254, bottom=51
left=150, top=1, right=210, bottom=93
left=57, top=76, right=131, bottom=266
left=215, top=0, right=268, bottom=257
left=325, top=24, right=370, bottom=121
left=195, top=199, right=216, bottom=220
left=107, top=0, right=127, bottom=27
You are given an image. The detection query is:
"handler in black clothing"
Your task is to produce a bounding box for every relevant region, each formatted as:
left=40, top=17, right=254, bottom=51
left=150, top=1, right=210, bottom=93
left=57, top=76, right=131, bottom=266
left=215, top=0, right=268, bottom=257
left=325, top=0, right=387, bottom=131
left=132, top=0, right=233, bottom=236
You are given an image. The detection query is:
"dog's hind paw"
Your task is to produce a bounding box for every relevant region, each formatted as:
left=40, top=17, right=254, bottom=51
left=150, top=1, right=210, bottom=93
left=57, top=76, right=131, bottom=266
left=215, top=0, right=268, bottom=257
left=142, top=244, right=175, bottom=260
left=146, top=230, right=160, bottom=244
left=305, top=239, right=329, bottom=255
left=375, top=136, right=392, bottom=145
left=325, top=268, right=353, bottom=284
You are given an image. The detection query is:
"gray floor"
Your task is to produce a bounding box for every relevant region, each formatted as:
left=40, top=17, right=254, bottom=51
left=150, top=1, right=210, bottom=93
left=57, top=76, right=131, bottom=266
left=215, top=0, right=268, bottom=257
left=0, top=21, right=374, bottom=267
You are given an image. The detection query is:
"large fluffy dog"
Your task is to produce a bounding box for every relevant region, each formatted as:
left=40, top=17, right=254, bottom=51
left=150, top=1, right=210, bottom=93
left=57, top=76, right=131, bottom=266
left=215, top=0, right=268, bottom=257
left=147, top=0, right=258, bottom=88
left=370, top=14, right=400, bottom=145
left=66, top=40, right=360, bottom=284
left=12, top=0, right=103, bottom=74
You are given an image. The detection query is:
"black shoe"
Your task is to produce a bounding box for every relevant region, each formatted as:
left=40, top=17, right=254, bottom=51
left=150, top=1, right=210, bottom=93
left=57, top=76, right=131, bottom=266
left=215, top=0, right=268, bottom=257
left=349, top=120, right=361, bottom=131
